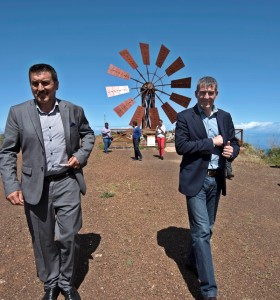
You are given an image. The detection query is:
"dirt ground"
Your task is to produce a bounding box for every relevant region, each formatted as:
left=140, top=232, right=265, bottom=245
left=0, top=138, right=279, bottom=300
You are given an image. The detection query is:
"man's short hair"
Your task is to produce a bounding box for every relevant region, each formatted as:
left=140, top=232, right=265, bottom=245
left=29, top=63, right=58, bottom=83
left=196, top=76, right=218, bottom=92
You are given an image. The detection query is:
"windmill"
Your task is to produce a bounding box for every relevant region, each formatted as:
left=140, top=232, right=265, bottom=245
left=105, top=42, right=192, bottom=129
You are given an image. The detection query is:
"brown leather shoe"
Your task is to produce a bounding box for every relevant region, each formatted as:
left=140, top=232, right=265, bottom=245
left=42, top=286, right=60, bottom=300
left=61, top=287, right=81, bottom=300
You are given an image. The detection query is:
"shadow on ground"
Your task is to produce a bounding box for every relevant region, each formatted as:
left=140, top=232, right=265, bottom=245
left=74, top=233, right=101, bottom=288
left=157, top=226, right=203, bottom=300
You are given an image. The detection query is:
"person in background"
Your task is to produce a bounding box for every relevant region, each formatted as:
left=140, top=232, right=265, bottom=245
left=175, top=76, right=240, bottom=300
left=101, top=122, right=112, bottom=154
left=225, top=160, right=234, bottom=179
left=155, top=119, right=166, bottom=160
left=132, top=120, right=142, bottom=161
left=0, top=63, right=95, bottom=300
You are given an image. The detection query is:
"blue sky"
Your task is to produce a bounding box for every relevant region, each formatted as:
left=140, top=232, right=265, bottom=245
left=0, top=0, right=279, bottom=139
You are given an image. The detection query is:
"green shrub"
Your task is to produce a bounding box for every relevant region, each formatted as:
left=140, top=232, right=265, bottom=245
left=265, top=147, right=280, bottom=166
left=0, top=134, right=3, bottom=148
left=100, top=191, right=115, bottom=199
left=243, top=143, right=266, bottom=159
left=243, top=143, right=280, bottom=166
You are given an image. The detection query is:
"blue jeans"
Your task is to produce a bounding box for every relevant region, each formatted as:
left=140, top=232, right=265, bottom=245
left=186, top=175, right=221, bottom=298
left=103, top=138, right=111, bottom=153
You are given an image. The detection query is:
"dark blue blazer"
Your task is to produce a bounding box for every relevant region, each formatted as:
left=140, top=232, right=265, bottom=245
left=175, top=104, right=240, bottom=197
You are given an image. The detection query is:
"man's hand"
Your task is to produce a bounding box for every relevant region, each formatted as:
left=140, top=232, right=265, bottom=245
left=68, top=156, right=81, bottom=169
left=213, top=135, right=224, bottom=147
left=222, top=141, right=233, bottom=158
left=7, top=191, right=24, bottom=205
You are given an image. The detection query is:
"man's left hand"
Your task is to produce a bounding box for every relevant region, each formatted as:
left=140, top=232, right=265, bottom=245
left=222, top=141, right=233, bottom=158
left=68, top=156, right=81, bottom=169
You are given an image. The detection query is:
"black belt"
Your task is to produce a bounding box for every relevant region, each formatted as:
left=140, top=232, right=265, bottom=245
left=44, top=170, right=73, bottom=182
left=207, top=169, right=221, bottom=177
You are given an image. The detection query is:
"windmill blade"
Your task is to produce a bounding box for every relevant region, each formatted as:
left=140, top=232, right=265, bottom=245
left=107, top=64, right=130, bottom=80
left=139, top=42, right=150, bottom=65
left=129, top=106, right=145, bottom=127
left=105, top=86, right=129, bottom=97
left=156, top=44, right=170, bottom=68
left=161, top=102, right=177, bottom=124
left=149, top=107, right=160, bottom=129
left=170, top=93, right=191, bottom=108
left=165, top=57, right=185, bottom=77
left=113, top=98, right=135, bottom=117
left=171, top=77, right=191, bottom=88
left=119, top=49, right=138, bottom=69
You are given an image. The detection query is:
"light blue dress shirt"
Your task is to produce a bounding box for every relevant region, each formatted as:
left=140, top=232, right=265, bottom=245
left=198, top=105, right=221, bottom=170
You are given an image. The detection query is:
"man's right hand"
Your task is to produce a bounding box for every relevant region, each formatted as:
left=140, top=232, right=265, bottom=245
left=7, top=191, right=24, bottom=205
left=212, top=135, right=224, bottom=147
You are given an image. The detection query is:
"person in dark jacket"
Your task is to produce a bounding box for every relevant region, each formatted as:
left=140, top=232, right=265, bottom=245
left=132, top=120, right=142, bottom=161
left=175, top=76, right=239, bottom=300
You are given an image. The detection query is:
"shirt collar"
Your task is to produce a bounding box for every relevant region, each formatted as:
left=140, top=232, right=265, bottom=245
left=36, top=100, right=59, bottom=114
left=197, top=104, right=218, bottom=117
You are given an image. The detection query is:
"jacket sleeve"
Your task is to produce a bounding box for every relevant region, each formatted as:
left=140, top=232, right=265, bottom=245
left=72, top=108, right=95, bottom=167
left=226, top=113, right=240, bottom=161
left=0, top=107, right=22, bottom=196
left=175, top=111, right=214, bottom=156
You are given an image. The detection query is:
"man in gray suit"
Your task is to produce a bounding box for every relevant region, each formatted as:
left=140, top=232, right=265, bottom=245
left=0, top=64, right=95, bottom=300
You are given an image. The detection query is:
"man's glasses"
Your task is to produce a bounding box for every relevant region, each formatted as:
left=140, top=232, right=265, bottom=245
left=198, top=91, right=216, bottom=97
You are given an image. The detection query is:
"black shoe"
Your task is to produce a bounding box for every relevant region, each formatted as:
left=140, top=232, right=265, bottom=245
left=161, top=156, right=164, bottom=160
left=185, top=263, right=198, bottom=277
left=42, top=286, right=60, bottom=300
left=61, top=287, right=81, bottom=300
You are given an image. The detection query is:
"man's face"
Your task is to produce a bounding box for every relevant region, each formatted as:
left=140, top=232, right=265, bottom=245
left=30, top=71, right=58, bottom=106
left=195, top=84, right=218, bottom=112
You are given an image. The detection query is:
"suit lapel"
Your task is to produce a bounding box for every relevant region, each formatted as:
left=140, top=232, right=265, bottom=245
left=27, top=100, right=44, bottom=148
left=193, top=104, right=208, bottom=137
left=58, top=100, right=71, bottom=156
left=216, top=111, right=225, bottom=142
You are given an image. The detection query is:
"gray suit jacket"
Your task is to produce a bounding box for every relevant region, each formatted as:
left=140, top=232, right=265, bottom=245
left=0, top=99, right=95, bottom=205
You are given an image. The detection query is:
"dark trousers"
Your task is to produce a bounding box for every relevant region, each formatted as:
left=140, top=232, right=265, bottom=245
left=24, top=175, right=82, bottom=290
left=133, top=138, right=142, bottom=159
left=225, top=160, right=233, bottom=176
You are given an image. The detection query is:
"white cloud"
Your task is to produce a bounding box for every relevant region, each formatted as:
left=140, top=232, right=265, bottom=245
left=235, top=122, right=280, bottom=133
left=235, top=121, right=273, bottom=130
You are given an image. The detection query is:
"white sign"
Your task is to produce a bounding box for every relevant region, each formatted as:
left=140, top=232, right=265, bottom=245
left=147, top=135, right=156, bottom=147
left=105, top=86, right=130, bottom=97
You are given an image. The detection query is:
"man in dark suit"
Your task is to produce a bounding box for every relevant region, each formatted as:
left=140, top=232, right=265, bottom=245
left=175, top=76, right=239, bottom=300
left=0, top=64, right=95, bottom=300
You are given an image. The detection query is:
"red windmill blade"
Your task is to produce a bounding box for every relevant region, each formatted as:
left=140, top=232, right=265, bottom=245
left=106, top=42, right=192, bottom=129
